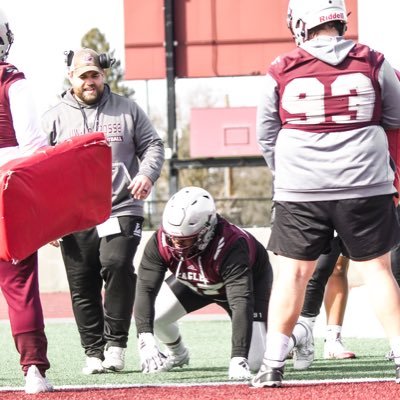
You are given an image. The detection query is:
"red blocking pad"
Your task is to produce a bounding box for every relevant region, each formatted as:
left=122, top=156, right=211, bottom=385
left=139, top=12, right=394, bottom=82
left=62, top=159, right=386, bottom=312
left=0, top=132, right=112, bottom=262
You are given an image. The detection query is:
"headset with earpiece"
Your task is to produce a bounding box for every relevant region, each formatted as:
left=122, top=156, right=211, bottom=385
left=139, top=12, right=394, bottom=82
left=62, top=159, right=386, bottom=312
left=64, top=50, right=115, bottom=69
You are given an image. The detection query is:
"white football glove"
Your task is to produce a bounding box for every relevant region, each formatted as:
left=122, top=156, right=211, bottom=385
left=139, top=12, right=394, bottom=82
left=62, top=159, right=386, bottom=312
left=138, top=332, right=173, bottom=373
left=228, top=357, right=252, bottom=380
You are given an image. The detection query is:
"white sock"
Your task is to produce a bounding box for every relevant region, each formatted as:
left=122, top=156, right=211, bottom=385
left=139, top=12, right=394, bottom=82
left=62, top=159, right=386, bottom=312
left=166, top=336, right=186, bottom=355
left=293, top=321, right=310, bottom=344
left=264, top=332, right=289, bottom=368
left=298, top=315, right=316, bottom=331
left=289, top=317, right=315, bottom=352
left=325, top=325, right=341, bottom=342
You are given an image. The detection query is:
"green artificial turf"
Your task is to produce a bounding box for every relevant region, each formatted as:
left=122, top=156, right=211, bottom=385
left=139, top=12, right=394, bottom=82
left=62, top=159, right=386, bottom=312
left=0, top=320, right=395, bottom=389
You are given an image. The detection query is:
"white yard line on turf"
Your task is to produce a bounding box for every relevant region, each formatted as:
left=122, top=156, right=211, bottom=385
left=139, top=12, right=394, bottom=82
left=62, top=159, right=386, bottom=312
left=0, top=377, right=395, bottom=392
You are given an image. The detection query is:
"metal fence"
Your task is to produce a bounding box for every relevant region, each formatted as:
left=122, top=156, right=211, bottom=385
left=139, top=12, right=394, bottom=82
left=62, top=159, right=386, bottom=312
left=143, top=197, right=273, bottom=230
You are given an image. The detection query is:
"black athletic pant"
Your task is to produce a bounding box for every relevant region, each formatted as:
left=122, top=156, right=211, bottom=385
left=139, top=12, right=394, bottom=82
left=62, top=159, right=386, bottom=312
left=60, top=215, right=143, bottom=359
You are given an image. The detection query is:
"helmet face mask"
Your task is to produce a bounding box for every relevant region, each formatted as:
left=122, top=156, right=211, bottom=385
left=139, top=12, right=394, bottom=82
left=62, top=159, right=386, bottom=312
left=164, top=229, right=206, bottom=259
left=0, top=9, right=13, bottom=61
left=287, top=0, right=347, bottom=46
left=162, top=187, right=217, bottom=260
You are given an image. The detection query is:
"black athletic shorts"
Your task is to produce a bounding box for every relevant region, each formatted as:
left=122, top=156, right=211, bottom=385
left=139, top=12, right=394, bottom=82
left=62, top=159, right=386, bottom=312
left=268, top=195, right=400, bottom=261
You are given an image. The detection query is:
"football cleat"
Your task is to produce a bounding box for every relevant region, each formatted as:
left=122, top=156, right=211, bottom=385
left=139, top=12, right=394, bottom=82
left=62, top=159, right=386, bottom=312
left=229, top=357, right=251, bottom=380
left=250, top=364, right=284, bottom=388
left=293, top=321, right=314, bottom=370
left=166, top=346, right=190, bottom=368
left=82, top=356, right=105, bottom=375
left=25, top=366, right=54, bottom=394
left=102, top=346, right=126, bottom=371
left=324, top=338, right=356, bottom=360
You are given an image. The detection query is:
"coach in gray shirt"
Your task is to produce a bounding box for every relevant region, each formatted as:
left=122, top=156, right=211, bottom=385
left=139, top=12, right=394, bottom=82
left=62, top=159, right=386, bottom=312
left=42, top=47, right=164, bottom=375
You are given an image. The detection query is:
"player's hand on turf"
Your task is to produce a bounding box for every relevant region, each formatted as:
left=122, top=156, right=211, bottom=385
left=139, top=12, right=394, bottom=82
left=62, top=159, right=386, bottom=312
left=228, top=357, right=252, bottom=380
left=138, top=333, right=172, bottom=373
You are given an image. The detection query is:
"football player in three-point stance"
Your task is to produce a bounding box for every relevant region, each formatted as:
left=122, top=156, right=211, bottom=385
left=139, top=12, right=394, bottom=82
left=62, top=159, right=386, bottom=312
left=134, top=186, right=272, bottom=380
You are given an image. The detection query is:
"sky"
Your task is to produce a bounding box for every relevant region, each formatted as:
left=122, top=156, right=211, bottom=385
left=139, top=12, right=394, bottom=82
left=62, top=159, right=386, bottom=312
left=5, top=0, right=125, bottom=115
left=4, top=0, right=400, bottom=120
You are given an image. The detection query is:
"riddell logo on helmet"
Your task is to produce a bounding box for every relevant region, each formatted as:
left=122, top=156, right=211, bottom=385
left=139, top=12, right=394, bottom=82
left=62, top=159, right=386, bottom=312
left=319, top=12, right=345, bottom=22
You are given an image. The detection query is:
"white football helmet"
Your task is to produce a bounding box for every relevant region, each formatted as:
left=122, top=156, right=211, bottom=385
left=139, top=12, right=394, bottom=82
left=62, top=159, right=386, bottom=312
left=162, top=186, right=217, bottom=259
left=287, top=0, right=347, bottom=46
left=0, top=9, right=13, bottom=61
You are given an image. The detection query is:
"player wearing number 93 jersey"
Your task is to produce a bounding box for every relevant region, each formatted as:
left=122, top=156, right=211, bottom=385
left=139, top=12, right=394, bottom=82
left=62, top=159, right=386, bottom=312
left=252, top=0, right=400, bottom=389
left=257, top=25, right=400, bottom=203
left=256, top=0, right=400, bottom=259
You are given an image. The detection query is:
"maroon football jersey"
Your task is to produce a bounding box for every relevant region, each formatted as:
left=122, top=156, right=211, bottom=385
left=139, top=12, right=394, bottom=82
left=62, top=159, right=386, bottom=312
left=268, top=43, right=384, bottom=133
left=0, top=63, right=24, bottom=148
left=157, top=216, right=257, bottom=298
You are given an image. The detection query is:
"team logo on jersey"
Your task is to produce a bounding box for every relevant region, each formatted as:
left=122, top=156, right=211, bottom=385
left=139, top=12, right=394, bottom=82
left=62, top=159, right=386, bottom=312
left=177, top=271, right=205, bottom=282
left=133, top=223, right=142, bottom=237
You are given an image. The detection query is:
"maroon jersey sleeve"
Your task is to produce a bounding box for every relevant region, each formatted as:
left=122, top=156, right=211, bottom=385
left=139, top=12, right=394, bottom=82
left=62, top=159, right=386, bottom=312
left=0, top=63, right=24, bottom=148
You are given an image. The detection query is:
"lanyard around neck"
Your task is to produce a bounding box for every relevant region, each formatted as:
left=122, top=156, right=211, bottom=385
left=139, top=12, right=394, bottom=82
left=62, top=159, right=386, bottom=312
left=73, top=95, right=100, bottom=133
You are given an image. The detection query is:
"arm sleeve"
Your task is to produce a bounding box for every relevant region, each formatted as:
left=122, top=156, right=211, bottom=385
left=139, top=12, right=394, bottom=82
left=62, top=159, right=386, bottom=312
left=134, top=232, right=168, bottom=334
left=256, top=73, right=281, bottom=172
left=220, top=239, right=254, bottom=358
left=9, top=79, right=48, bottom=153
left=133, top=104, right=165, bottom=183
left=379, top=60, right=400, bottom=128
